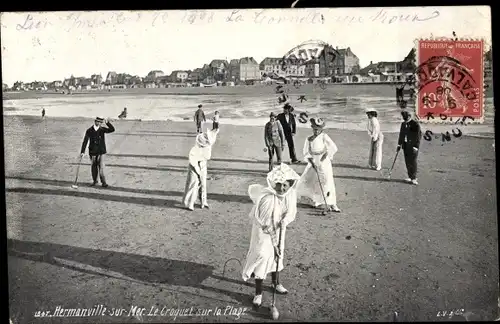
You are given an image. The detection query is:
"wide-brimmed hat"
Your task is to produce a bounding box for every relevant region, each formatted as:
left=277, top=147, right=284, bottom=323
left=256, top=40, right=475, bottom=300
left=95, top=117, right=104, bottom=122
left=266, top=163, right=300, bottom=189
left=310, top=117, right=325, bottom=129
left=270, top=112, right=277, bottom=118
left=196, top=129, right=219, bottom=147
left=365, top=108, right=377, bottom=114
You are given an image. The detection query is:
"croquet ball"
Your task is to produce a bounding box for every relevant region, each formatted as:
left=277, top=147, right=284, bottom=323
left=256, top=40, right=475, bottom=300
left=263, top=148, right=268, bottom=152
left=270, top=306, right=279, bottom=320
left=322, top=211, right=328, bottom=216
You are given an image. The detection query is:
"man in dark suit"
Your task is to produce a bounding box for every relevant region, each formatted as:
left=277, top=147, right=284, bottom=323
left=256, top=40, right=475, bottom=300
left=397, top=110, right=422, bottom=185
left=277, top=103, right=300, bottom=164
left=194, top=104, right=206, bottom=134
left=80, top=117, right=115, bottom=187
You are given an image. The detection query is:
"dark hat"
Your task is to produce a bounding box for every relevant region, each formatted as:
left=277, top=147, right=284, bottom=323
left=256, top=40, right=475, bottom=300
left=270, top=112, right=277, bottom=118
left=310, top=117, right=325, bottom=129
left=284, top=103, right=293, bottom=111
left=95, top=117, right=104, bottom=122
left=198, top=104, right=203, bottom=108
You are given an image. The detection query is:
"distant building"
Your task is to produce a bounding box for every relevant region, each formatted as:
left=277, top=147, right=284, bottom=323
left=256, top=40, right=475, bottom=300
left=331, top=47, right=360, bottom=75
left=79, top=78, right=93, bottom=90
left=91, top=74, right=103, bottom=85
left=188, top=68, right=204, bottom=82
left=146, top=70, right=165, bottom=80
left=228, top=57, right=261, bottom=81
left=207, top=60, right=229, bottom=82
left=3, top=83, right=9, bottom=91
left=105, top=72, right=117, bottom=85
left=260, top=56, right=306, bottom=78
left=169, top=70, right=189, bottom=82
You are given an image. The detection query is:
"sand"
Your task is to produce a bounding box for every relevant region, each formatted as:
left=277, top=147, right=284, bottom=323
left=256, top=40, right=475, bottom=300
left=5, top=115, right=499, bottom=323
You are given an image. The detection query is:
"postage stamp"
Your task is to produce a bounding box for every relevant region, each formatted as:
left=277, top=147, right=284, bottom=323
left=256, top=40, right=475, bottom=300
left=414, top=38, right=485, bottom=123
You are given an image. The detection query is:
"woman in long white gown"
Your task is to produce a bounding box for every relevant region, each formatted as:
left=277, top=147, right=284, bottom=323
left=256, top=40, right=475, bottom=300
left=297, top=117, right=341, bottom=212
left=182, top=128, right=219, bottom=210
left=366, top=108, right=383, bottom=170
left=242, top=163, right=300, bottom=307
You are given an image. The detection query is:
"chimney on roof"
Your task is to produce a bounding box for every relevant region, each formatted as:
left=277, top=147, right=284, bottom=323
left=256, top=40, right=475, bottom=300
left=370, top=61, right=372, bottom=65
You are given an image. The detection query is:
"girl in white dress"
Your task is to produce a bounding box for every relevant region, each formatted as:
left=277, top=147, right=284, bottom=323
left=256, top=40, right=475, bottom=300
left=242, top=163, right=300, bottom=307
left=297, top=118, right=341, bottom=212
left=366, top=108, right=383, bottom=170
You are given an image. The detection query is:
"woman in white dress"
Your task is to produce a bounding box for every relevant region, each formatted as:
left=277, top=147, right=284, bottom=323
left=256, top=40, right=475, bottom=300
left=297, top=117, right=341, bottom=212
left=366, top=108, right=383, bottom=170
left=182, top=128, right=219, bottom=211
left=242, top=163, right=300, bottom=307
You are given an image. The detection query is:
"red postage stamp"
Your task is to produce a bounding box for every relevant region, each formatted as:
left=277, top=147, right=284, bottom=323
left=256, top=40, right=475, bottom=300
left=415, top=39, right=484, bottom=123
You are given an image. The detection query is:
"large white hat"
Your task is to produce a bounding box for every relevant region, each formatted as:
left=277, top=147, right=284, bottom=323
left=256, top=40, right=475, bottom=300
left=365, top=108, right=377, bottom=113
left=195, top=129, right=219, bottom=147
left=266, top=163, right=300, bottom=189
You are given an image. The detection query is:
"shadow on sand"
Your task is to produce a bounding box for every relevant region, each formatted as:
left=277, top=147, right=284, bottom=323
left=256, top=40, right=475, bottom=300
left=112, top=133, right=196, bottom=138
left=7, top=239, right=274, bottom=320
left=107, top=153, right=269, bottom=165
left=68, top=162, right=268, bottom=177
left=5, top=177, right=252, bottom=204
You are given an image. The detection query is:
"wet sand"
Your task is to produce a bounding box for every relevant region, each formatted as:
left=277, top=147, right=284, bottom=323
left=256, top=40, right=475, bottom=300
left=5, top=115, right=498, bottom=323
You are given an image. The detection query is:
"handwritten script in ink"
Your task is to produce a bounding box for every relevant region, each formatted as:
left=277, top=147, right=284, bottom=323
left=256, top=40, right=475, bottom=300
left=10, top=8, right=441, bottom=33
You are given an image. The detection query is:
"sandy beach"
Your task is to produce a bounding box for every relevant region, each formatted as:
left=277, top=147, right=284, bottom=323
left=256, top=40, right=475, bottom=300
left=5, top=115, right=498, bottom=323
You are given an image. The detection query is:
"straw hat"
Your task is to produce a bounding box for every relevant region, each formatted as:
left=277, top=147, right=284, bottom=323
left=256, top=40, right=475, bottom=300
left=310, top=117, right=325, bottom=129
left=365, top=108, right=377, bottom=113
left=95, top=117, right=104, bottom=122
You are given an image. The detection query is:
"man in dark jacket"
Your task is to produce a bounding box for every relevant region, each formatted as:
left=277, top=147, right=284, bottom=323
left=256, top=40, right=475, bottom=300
left=80, top=117, right=115, bottom=187
left=277, top=103, right=300, bottom=164
left=397, top=110, right=422, bottom=185
left=264, top=112, right=285, bottom=172
left=194, top=104, right=206, bottom=133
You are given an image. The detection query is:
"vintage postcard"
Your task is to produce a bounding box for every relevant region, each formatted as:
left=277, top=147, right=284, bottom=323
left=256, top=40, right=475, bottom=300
left=2, top=6, right=496, bottom=323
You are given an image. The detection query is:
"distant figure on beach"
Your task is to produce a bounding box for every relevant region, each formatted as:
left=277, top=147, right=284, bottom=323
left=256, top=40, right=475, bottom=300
left=80, top=117, right=115, bottom=188
left=212, top=111, right=220, bottom=130
left=194, top=104, right=206, bottom=134
left=41, top=108, right=45, bottom=119
left=118, top=107, right=127, bottom=119
left=277, top=103, right=300, bottom=164
left=397, top=110, right=422, bottom=185
left=264, top=112, right=285, bottom=172
left=242, top=163, right=300, bottom=307
left=366, top=108, right=384, bottom=171
left=182, top=128, right=219, bottom=211
left=297, top=118, right=341, bottom=213
left=277, top=89, right=289, bottom=104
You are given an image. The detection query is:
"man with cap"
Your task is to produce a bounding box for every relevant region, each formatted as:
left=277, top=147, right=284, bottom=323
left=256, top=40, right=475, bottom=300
left=277, top=103, right=300, bottom=164
left=183, top=128, right=220, bottom=211
left=264, top=112, right=285, bottom=172
left=80, top=117, right=116, bottom=187
left=194, top=104, right=206, bottom=134
left=397, top=110, right=422, bottom=185
left=366, top=108, right=384, bottom=170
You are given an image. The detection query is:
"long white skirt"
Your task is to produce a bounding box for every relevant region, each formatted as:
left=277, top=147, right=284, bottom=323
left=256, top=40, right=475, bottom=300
left=182, top=164, right=207, bottom=209
left=297, top=156, right=337, bottom=207
left=242, top=222, right=286, bottom=281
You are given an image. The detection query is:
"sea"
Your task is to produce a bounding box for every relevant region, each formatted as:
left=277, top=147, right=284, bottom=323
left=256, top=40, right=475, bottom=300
left=3, top=85, right=495, bottom=137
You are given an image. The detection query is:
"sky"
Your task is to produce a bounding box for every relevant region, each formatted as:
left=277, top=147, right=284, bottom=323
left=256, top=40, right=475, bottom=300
left=0, top=6, right=492, bottom=86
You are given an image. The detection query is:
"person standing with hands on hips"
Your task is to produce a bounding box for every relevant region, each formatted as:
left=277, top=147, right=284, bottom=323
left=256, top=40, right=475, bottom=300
left=277, top=103, right=300, bottom=164
left=264, top=112, right=285, bottom=172
left=396, top=110, right=422, bottom=185
left=80, top=117, right=115, bottom=188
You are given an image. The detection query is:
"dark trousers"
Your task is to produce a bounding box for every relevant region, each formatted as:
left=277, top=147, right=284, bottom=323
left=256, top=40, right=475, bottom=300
left=90, top=154, right=107, bottom=184
left=267, top=144, right=283, bottom=171
left=196, top=121, right=202, bottom=133
left=402, top=144, right=418, bottom=180
left=212, top=122, right=219, bottom=130
left=284, top=133, right=298, bottom=162
left=255, top=272, right=280, bottom=295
